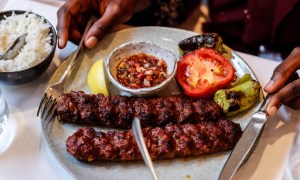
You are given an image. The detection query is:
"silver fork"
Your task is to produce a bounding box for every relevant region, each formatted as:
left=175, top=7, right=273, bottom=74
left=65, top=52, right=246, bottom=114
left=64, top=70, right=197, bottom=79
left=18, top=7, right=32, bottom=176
left=37, top=17, right=96, bottom=122
left=132, top=117, right=159, bottom=180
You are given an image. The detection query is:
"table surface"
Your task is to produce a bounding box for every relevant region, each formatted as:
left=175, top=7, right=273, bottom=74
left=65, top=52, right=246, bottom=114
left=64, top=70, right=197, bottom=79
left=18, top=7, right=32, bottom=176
left=1, top=0, right=300, bottom=180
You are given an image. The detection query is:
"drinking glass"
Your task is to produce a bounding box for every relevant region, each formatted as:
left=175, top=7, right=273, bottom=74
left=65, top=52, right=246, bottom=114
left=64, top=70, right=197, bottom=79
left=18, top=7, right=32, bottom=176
left=0, top=88, right=8, bottom=135
left=284, top=123, right=300, bottom=180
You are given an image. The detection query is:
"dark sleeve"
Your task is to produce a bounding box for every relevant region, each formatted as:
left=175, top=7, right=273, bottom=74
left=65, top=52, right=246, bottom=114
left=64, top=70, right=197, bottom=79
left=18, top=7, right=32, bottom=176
left=202, top=0, right=258, bottom=54
left=152, top=0, right=201, bottom=26
left=127, top=0, right=200, bottom=27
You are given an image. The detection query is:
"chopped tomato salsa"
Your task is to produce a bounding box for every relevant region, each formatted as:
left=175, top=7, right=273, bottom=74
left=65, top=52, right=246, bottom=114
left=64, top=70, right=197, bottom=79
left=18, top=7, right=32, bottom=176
left=116, top=53, right=168, bottom=89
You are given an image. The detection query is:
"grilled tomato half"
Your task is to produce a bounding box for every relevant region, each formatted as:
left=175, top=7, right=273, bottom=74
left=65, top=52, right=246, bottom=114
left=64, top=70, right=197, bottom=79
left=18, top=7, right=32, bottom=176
left=176, top=48, right=236, bottom=99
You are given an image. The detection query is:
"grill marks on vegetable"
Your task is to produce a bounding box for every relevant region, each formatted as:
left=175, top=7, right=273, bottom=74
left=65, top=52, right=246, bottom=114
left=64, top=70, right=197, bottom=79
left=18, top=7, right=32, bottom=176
left=116, top=53, right=168, bottom=89
left=225, top=91, right=243, bottom=112
left=66, top=120, right=242, bottom=161
left=56, top=91, right=223, bottom=129
left=178, top=33, right=226, bottom=55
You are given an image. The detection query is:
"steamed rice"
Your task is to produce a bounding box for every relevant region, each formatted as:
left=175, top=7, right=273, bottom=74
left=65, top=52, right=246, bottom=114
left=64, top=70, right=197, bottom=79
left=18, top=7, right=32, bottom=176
left=0, top=11, right=53, bottom=72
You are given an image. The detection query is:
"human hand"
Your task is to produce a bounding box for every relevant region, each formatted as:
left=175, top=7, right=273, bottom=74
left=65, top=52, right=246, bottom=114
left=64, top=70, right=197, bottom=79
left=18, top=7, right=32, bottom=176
left=57, top=0, right=137, bottom=49
left=264, top=47, right=300, bottom=115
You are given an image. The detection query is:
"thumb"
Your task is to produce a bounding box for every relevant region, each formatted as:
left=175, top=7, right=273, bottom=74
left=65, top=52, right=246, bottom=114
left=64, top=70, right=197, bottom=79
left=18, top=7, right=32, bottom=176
left=84, top=18, right=111, bottom=48
left=84, top=4, right=134, bottom=48
left=84, top=11, right=119, bottom=48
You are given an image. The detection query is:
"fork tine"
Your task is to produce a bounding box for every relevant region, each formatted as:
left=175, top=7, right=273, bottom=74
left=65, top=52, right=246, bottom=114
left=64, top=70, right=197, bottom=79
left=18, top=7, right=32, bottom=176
left=43, top=109, right=56, bottom=127
left=40, top=96, right=50, bottom=118
left=44, top=101, right=57, bottom=122
left=49, top=107, right=57, bottom=122
left=45, top=108, right=56, bottom=124
left=37, top=93, right=47, bottom=116
left=40, top=99, right=49, bottom=118
left=41, top=96, right=53, bottom=118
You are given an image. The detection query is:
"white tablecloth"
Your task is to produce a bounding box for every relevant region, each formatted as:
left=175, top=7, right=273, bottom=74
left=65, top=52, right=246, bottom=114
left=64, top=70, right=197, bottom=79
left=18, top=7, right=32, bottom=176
left=0, top=1, right=299, bottom=180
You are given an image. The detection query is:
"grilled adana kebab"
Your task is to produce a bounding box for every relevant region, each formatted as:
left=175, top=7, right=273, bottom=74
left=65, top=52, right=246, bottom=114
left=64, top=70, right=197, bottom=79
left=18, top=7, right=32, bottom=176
left=66, top=119, right=242, bottom=162
left=56, top=91, right=223, bottom=129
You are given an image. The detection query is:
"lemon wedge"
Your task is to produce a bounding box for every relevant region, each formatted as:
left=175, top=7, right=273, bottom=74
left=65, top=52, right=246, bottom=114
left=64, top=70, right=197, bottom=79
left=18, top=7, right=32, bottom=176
left=87, top=59, right=109, bottom=96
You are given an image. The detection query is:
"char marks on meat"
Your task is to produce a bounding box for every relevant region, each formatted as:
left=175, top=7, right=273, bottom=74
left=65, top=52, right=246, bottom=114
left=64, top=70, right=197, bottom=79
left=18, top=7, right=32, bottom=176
left=56, top=91, right=223, bottom=129
left=66, top=119, right=242, bottom=162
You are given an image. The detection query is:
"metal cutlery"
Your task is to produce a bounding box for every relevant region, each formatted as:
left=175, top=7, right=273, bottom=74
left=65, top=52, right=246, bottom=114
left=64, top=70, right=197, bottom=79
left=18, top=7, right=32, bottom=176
left=132, top=117, right=159, bottom=180
left=0, top=34, right=26, bottom=60
left=37, top=17, right=96, bottom=122
left=219, top=94, right=272, bottom=180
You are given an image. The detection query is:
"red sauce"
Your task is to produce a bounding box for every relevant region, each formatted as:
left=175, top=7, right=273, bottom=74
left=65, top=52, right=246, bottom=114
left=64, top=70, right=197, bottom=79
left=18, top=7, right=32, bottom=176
left=116, top=53, right=168, bottom=89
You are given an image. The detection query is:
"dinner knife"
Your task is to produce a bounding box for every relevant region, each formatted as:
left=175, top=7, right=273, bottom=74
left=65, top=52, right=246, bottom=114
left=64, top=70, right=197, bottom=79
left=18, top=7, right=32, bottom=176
left=219, top=94, right=272, bottom=180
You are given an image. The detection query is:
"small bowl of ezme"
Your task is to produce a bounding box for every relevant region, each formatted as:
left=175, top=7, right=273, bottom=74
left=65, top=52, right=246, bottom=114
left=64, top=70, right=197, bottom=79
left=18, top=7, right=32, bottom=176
left=106, top=41, right=177, bottom=96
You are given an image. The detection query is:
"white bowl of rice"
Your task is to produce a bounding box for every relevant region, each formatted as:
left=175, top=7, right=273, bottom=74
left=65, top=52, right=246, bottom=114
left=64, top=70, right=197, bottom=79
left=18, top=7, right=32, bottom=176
left=0, top=10, right=57, bottom=85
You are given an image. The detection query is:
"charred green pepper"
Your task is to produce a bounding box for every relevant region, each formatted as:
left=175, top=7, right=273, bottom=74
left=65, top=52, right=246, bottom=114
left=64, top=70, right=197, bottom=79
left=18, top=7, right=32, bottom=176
left=178, top=33, right=226, bottom=56
left=213, top=74, right=261, bottom=116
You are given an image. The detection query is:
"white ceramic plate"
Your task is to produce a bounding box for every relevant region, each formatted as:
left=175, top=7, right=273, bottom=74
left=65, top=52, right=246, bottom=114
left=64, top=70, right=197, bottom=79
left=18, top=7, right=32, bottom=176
left=42, top=27, right=263, bottom=180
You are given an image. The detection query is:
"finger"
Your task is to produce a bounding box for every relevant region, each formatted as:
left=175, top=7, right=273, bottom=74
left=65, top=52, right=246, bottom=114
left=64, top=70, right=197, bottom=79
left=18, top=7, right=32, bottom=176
left=287, top=72, right=300, bottom=84
left=56, top=0, right=87, bottom=48
left=286, top=98, right=300, bottom=110
left=57, top=5, right=71, bottom=48
left=69, top=27, right=81, bottom=44
left=266, top=79, right=300, bottom=115
left=266, top=97, right=282, bottom=116
left=67, top=19, right=82, bottom=44
left=84, top=4, right=134, bottom=48
left=75, top=14, right=87, bottom=31
left=264, top=47, right=300, bottom=93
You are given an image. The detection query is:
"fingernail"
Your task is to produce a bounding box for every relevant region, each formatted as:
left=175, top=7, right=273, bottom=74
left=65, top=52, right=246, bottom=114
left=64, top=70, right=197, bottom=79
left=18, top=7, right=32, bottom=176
left=264, top=80, right=274, bottom=90
left=86, top=36, right=98, bottom=48
left=268, top=106, right=278, bottom=116
left=58, top=38, right=62, bottom=48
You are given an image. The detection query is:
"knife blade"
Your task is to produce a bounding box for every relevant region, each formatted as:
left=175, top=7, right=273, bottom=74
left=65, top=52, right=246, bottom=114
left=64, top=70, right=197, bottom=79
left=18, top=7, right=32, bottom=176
left=219, top=94, right=272, bottom=180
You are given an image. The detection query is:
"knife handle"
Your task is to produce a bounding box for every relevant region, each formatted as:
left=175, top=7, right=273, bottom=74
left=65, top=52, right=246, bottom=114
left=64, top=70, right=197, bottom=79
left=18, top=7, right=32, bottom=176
left=258, top=94, right=272, bottom=113
left=58, top=17, right=97, bottom=84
